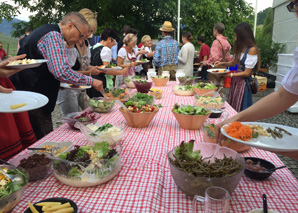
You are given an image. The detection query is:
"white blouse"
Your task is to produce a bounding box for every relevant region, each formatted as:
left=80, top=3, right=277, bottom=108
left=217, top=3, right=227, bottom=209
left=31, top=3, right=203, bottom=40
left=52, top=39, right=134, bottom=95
left=100, top=46, right=112, bottom=62
left=240, top=53, right=258, bottom=69
left=65, top=48, right=78, bottom=68
left=282, top=47, right=298, bottom=95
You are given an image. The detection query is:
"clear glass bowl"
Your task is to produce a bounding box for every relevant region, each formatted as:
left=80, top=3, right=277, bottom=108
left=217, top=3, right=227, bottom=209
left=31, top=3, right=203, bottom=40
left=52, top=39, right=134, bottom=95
left=194, top=92, right=225, bottom=109
left=168, top=142, right=245, bottom=197
left=0, top=165, right=29, bottom=213
left=9, top=153, right=52, bottom=182
left=89, top=97, right=115, bottom=113
left=61, top=109, right=101, bottom=130
left=75, top=122, right=125, bottom=146
left=53, top=142, right=122, bottom=187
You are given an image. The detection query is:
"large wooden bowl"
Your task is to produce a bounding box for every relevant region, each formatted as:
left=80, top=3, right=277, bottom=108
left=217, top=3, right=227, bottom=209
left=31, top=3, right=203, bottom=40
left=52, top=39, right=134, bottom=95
left=151, top=77, right=169, bottom=87
left=193, top=87, right=217, bottom=96
left=172, top=110, right=211, bottom=130
left=120, top=107, right=159, bottom=128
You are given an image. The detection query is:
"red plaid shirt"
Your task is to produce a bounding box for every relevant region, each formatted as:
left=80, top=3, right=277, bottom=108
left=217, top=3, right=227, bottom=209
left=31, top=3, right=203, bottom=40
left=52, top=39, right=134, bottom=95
left=37, top=25, right=93, bottom=85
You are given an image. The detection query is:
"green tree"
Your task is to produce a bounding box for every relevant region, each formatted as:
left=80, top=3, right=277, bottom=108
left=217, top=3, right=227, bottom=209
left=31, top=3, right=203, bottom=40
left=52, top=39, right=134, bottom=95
left=2, top=0, right=254, bottom=44
left=257, top=7, right=271, bottom=26
left=262, top=8, right=273, bottom=39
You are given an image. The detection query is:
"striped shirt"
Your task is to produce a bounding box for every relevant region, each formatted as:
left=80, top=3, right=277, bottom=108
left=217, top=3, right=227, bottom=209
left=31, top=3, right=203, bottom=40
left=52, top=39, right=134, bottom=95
left=37, top=25, right=93, bottom=85
left=154, top=36, right=179, bottom=67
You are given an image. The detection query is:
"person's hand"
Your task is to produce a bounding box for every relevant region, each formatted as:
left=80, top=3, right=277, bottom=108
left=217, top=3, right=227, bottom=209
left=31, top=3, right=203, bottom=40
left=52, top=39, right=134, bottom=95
left=138, top=50, right=148, bottom=55
left=120, top=67, right=129, bottom=75
left=202, top=61, right=207, bottom=66
left=0, top=85, right=13, bottom=93
left=215, top=117, right=236, bottom=144
left=214, top=61, right=222, bottom=67
left=88, top=66, right=105, bottom=75
left=92, top=78, right=104, bottom=93
left=130, top=61, right=138, bottom=67
left=0, top=54, right=27, bottom=78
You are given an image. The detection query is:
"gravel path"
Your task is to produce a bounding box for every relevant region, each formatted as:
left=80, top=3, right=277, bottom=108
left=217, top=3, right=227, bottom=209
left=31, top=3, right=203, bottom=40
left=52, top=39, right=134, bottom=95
left=51, top=87, right=298, bottom=179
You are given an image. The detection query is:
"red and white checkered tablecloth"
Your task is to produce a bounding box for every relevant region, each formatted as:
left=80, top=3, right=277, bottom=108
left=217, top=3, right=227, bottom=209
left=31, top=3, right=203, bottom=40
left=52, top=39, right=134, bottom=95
left=12, top=81, right=298, bottom=213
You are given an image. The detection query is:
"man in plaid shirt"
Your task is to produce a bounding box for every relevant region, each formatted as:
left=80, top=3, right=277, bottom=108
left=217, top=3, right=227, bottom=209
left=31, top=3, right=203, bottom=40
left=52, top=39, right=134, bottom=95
left=154, top=21, right=179, bottom=80
left=10, top=12, right=103, bottom=139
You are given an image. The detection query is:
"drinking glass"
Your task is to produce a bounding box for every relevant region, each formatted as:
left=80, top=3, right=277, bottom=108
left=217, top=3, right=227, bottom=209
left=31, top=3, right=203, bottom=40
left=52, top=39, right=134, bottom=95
left=192, top=186, right=230, bottom=213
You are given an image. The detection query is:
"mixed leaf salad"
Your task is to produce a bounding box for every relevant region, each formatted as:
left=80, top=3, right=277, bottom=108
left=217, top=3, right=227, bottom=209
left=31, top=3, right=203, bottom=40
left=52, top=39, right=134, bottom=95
left=151, top=76, right=169, bottom=79
left=176, top=85, right=193, bottom=91
left=127, top=93, right=154, bottom=105
left=194, top=82, right=217, bottom=89
left=0, top=167, right=28, bottom=199
left=54, top=142, right=120, bottom=180
left=89, top=98, right=115, bottom=113
left=172, top=104, right=210, bottom=115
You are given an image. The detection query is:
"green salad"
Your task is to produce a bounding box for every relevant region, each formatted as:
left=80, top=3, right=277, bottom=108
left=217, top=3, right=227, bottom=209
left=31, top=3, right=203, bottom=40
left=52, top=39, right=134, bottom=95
left=172, top=103, right=210, bottom=115
left=89, top=98, right=115, bottom=113
left=177, top=85, right=193, bottom=91
left=0, top=167, right=28, bottom=199
left=127, top=93, right=154, bottom=105
left=54, top=142, right=120, bottom=180
left=194, top=82, right=217, bottom=89
left=152, top=76, right=168, bottom=79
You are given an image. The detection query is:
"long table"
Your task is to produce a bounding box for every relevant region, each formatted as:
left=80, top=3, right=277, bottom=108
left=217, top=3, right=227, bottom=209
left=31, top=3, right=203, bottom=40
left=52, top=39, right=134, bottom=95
left=12, top=82, right=298, bottom=212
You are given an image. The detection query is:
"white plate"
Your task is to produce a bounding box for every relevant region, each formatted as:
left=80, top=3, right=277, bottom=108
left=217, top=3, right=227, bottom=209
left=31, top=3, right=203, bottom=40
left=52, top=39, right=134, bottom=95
left=207, top=68, right=229, bottom=74
left=0, top=91, right=49, bottom=113
left=136, top=60, right=149, bottom=64
left=6, top=59, right=48, bottom=69
left=221, top=122, right=298, bottom=152
left=98, top=66, right=122, bottom=71
left=60, top=83, right=91, bottom=90
left=33, top=141, right=73, bottom=157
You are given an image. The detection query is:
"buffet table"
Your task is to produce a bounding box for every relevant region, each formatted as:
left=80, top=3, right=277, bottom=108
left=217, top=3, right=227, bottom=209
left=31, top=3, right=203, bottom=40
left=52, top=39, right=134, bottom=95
left=12, top=81, right=298, bottom=212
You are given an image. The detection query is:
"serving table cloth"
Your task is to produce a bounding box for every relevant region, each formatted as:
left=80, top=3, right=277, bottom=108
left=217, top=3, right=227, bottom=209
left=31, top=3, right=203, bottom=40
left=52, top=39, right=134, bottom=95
left=12, top=81, right=298, bottom=212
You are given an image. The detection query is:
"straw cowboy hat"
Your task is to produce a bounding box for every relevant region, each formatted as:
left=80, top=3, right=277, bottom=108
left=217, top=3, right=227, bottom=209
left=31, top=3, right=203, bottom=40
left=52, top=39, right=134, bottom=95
left=160, top=21, right=174, bottom=32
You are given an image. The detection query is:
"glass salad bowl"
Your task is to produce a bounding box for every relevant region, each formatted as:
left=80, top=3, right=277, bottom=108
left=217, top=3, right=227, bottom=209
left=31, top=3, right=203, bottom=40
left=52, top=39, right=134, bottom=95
left=173, top=85, right=195, bottom=96
left=168, top=141, right=245, bottom=197
left=194, top=92, right=225, bottom=109
left=89, top=97, right=115, bottom=113
left=75, top=122, right=125, bottom=146
left=0, top=165, right=29, bottom=213
left=53, top=142, right=122, bottom=187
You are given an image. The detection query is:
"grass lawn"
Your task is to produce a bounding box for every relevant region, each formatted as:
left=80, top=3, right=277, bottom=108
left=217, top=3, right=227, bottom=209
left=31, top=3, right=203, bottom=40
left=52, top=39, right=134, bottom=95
left=0, top=32, right=18, bottom=56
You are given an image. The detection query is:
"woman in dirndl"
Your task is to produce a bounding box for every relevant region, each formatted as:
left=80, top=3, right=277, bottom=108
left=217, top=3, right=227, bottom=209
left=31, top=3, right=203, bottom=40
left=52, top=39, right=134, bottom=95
left=214, top=22, right=260, bottom=112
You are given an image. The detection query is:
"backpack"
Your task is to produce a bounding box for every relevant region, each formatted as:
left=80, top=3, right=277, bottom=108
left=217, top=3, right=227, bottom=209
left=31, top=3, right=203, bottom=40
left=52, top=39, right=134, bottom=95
left=90, top=44, right=104, bottom=66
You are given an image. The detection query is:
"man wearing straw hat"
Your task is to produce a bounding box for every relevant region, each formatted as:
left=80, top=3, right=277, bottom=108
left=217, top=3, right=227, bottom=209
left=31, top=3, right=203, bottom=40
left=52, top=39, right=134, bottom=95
left=154, top=21, right=179, bottom=80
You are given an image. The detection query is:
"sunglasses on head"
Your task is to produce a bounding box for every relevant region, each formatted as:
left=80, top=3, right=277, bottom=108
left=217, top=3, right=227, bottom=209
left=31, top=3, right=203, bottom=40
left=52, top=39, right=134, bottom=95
left=287, top=0, right=298, bottom=12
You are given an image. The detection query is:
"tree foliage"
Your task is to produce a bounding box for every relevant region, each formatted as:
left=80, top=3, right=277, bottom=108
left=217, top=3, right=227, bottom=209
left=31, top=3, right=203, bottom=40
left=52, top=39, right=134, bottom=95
left=256, top=7, right=271, bottom=26
left=2, top=0, right=253, bottom=46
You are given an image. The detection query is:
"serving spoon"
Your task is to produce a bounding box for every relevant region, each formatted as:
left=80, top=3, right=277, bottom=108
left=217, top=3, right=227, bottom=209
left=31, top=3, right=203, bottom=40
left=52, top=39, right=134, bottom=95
left=115, top=100, right=131, bottom=113
left=267, top=165, right=287, bottom=172
left=180, top=76, right=201, bottom=86
left=0, top=159, right=24, bottom=180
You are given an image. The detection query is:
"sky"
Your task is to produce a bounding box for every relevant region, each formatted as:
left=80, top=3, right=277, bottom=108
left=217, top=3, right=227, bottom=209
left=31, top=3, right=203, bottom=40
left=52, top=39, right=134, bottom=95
left=1, top=0, right=274, bottom=22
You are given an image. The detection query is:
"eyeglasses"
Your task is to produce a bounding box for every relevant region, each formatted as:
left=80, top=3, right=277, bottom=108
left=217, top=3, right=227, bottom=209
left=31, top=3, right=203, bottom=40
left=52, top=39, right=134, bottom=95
left=287, top=1, right=298, bottom=12
left=69, top=19, right=85, bottom=41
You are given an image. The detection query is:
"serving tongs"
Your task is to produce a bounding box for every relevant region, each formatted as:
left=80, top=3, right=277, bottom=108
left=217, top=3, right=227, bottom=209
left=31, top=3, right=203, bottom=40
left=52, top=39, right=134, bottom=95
left=180, top=76, right=201, bottom=86
left=115, top=99, right=132, bottom=113
left=28, top=147, right=61, bottom=156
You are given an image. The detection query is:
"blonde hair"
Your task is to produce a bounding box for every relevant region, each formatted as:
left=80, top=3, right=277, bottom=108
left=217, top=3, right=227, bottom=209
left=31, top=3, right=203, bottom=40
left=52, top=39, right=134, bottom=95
left=141, top=35, right=151, bottom=45
left=123, top=33, right=137, bottom=45
left=79, top=8, right=97, bottom=30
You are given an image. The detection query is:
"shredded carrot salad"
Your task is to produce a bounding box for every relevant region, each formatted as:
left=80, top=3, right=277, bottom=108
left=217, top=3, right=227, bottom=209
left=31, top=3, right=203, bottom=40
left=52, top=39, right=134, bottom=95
left=225, top=122, right=252, bottom=141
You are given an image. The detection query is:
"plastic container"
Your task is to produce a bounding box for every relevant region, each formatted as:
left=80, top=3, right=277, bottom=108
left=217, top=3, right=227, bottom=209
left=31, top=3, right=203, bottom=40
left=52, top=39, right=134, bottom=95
left=53, top=142, right=122, bottom=187
left=9, top=153, right=52, bottom=182
left=75, top=122, right=125, bottom=146
left=168, top=142, right=245, bottom=197
left=0, top=165, right=29, bottom=213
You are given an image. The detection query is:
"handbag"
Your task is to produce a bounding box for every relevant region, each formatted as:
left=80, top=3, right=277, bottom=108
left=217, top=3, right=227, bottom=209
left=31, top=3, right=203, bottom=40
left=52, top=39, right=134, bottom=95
left=250, top=74, right=259, bottom=94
